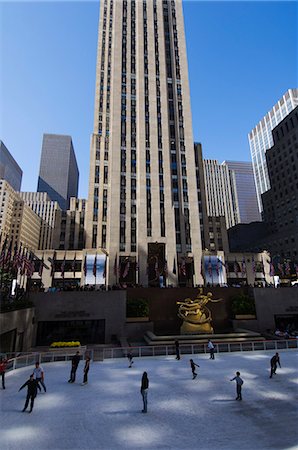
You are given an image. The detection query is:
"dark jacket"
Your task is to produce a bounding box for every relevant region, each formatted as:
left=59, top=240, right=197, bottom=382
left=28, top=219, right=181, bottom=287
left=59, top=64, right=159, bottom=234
left=271, top=355, right=281, bottom=367
left=19, top=379, right=38, bottom=397
left=72, top=354, right=80, bottom=368
left=141, top=376, right=149, bottom=391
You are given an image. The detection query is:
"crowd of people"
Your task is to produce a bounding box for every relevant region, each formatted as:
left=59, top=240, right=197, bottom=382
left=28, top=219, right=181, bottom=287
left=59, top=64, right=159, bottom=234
left=0, top=347, right=284, bottom=414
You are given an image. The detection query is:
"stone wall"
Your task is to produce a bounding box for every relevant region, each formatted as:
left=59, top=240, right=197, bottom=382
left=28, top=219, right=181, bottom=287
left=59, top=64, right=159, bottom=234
left=0, top=307, right=35, bottom=352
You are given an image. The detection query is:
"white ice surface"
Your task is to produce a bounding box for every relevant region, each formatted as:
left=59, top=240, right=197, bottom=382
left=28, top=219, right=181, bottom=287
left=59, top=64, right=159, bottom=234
left=0, top=350, right=297, bottom=450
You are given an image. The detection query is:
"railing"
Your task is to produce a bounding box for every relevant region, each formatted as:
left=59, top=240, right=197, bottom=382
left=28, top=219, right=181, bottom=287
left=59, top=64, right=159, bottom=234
left=4, top=339, right=297, bottom=372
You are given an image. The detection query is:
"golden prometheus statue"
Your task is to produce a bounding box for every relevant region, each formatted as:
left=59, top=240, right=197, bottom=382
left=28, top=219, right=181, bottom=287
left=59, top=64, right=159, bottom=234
left=177, top=289, right=222, bottom=334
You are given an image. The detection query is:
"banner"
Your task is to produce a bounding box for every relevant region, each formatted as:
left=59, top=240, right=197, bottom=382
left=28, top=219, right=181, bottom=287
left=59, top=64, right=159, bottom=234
left=85, top=253, right=106, bottom=285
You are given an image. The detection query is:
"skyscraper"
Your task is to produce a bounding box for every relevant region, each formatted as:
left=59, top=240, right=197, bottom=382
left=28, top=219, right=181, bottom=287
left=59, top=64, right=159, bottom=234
left=222, top=161, right=261, bottom=224
left=248, top=88, right=298, bottom=213
left=37, top=134, right=79, bottom=210
left=0, top=140, right=23, bottom=191
left=86, top=0, right=203, bottom=287
left=203, top=159, right=240, bottom=229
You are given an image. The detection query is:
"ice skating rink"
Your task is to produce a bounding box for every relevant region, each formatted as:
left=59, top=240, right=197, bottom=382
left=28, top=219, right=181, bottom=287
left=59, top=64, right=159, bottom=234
left=0, top=350, right=297, bottom=450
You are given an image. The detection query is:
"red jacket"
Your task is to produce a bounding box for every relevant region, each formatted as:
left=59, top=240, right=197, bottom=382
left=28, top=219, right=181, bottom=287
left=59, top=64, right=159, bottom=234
left=0, top=360, right=7, bottom=373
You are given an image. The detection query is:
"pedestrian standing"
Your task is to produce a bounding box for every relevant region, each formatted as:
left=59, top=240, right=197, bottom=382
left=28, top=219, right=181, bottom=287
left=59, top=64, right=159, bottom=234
left=68, top=351, right=80, bottom=383
left=207, top=340, right=215, bottom=359
left=127, top=349, right=134, bottom=368
left=0, top=356, right=8, bottom=389
left=175, top=340, right=180, bottom=360
left=19, top=374, right=38, bottom=413
left=270, top=352, right=281, bottom=378
left=81, top=356, right=91, bottom=385
left=33, top=361, right=46, bottom=392
left=140, top=371, right=149, bottom=413
left=230, top=371, right=244, bottom=400
left=190, top=359, right=200, bottom=379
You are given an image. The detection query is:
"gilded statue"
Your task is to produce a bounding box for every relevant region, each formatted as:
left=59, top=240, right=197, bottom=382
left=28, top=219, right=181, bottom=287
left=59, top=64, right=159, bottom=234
left=177, top=289, right=222, bottom=334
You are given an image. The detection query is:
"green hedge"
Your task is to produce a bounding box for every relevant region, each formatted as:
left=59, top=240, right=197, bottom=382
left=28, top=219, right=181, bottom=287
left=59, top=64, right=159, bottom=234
left=127, top=298, right=149, bottom=317
left=231, top=294, right=256, bottom=316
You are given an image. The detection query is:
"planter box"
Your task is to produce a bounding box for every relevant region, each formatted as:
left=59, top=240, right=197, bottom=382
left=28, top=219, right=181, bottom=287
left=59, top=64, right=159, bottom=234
left=235, top=314, right=256, bottom=320
left=48, top=346, right=87, bottom=353
left=126, top=317, right=149, bottom=323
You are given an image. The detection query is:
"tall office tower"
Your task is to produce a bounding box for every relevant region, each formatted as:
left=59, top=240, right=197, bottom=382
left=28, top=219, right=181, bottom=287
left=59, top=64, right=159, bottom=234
left=20, top=192, right=61, bottom=250
left=53, top=197, right=86, bottom=250
left=222, top=161, right=261, bottom=224
left=203, top=159, right=240, bottom=229
left=262, top=106, right=298, bottom=260
left=86, top=0, right=203, bottom=287
left=0, top=140, right=23, bottom=191
left=248, top=88, right=298, bottom=213
left=37, top=134, right=79, bottom=210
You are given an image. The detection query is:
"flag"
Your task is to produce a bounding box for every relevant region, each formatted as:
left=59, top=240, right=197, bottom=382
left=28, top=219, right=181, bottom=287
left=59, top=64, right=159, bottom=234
left=93, top=254, right=97, bottom=277
left=278, top=262, right=284, bottom=277
left=164, top=260, right=168, bottom=277
left=285, top=260, right=291, bottom=276
left=72, top=253, right=76, bottom=277
left=0, top=236, right=8, bottom=268
left=180, top=258, right=186, bottom=277
left=113, top=254, right=118, bottom=276
left=20, top=248, right=26, bottom=275
left=26, top=252, right=35, bottom=278
left=215, top=258, right=220, bottom=276
left=241, top=256, right=246, bottom=276
left=5, top=239, right=13, bottom=267
left=155, top=256, right=159, bottom=278
left=225, top=257, right=229, bottom=275
left=50, top=251, right=56, bottom=277
left=269, top=260, right=275, bottom=277
left=234, top=259, right=239, bottom=277
left=83, top=254, right=87, bottom=277
left=123, top=259, right=130, bottom=279
left=38, top=255, right=44, bottom=278
left=61, top=253, right=66, bottom=278
left=295, top=263, right=298, bottom=277
left=13, top=243, right=22, bottom=270
left=252, top=255, right=256, bottom=273
left=208, top=256, right=212, bottom=277
left=103, top=257, right=107, bottom=278
left=173, top=258, right=176, bottom=275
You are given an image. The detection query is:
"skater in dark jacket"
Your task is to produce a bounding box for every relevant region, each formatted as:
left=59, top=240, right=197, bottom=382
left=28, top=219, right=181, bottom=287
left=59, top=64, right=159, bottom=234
left=19, top=374, right=38, bottom=412
left=270, top=353, right=281, bottom=378
left=175, top=340, right=180, bottom=360
left=190, top=359, right=200, bottom=379
left=140, top=372, right=149, bottom=413
left=68, top=351, right=80, bottom=383
left=0, top=357, right=8, bottom=389
left=230, top=371, right=244, bottom=400
left=127, top=350, right=134, bottom=368
left=82, top=356, right=91, bottom=385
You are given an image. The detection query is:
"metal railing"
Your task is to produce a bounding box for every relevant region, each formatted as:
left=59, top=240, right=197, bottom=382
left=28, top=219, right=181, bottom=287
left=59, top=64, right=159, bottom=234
left=4, top=339, right=297, bottom=372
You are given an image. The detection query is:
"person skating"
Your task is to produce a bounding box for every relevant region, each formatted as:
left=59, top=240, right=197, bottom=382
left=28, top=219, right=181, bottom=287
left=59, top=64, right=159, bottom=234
left=127, top=350, right=134, bottom=368
left=81, top=356, right=91, bottom=385
left=0, top=356, right=8, bottom=389
left=33, top=361, right=46, bottom=392
left=175, top=340, right=180, bottom=360
left=190, top=359, right=199, bottom=379
left=230, top=371, right=244, bottom=400
left=140, top=372, right=149, bottom=413
left=19, top=374, right=38, bottom=413
left=207, top=340, right=215, bottom=360
left=68, top=351, right=80, bottom=383
left=270, top=352, right=281, bottom=378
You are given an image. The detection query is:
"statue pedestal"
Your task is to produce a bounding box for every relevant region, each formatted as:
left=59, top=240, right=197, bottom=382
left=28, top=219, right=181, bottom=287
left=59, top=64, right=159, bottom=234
left=180, top=322, right=214, bottom=334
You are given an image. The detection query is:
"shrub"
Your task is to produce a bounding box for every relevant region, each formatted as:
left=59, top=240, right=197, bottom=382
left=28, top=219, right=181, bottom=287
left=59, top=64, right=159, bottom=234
left=127, top=298, right=149, bottom=317
left=231, top=294, right=256, bottom=316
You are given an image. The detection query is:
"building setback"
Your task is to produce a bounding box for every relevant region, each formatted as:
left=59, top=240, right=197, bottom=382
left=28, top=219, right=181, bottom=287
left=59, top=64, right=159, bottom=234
left=262, top=106, right=298, bottom=261
left=248, top=88, right=298, bottom=213
left=53, top=197, right=86, bottom=250
left=37, top=134, right=79, bottom=210
left=0, top=140, right=23, bottom=191
left=85, top=0, right=203, bottom=287
left=222, top=161, right=261, bottom=224
left=203, top=159, right=240, bottom=229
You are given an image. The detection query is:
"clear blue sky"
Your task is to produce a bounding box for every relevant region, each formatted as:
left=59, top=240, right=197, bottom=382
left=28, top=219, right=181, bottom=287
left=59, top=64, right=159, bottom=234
left=0, top=1, right=297, bottom=198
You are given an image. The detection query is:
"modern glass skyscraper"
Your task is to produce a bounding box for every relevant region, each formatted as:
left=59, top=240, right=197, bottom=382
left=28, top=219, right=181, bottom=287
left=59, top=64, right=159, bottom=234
left=0, top=140, right=23, bottom=191
left=37, top=134, right=79, bottom=211
left=222, top=161, right=261, bottom=224
left=86, top=0, right=203, bottom=287
left=248, top=88, right=298, bottom=213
